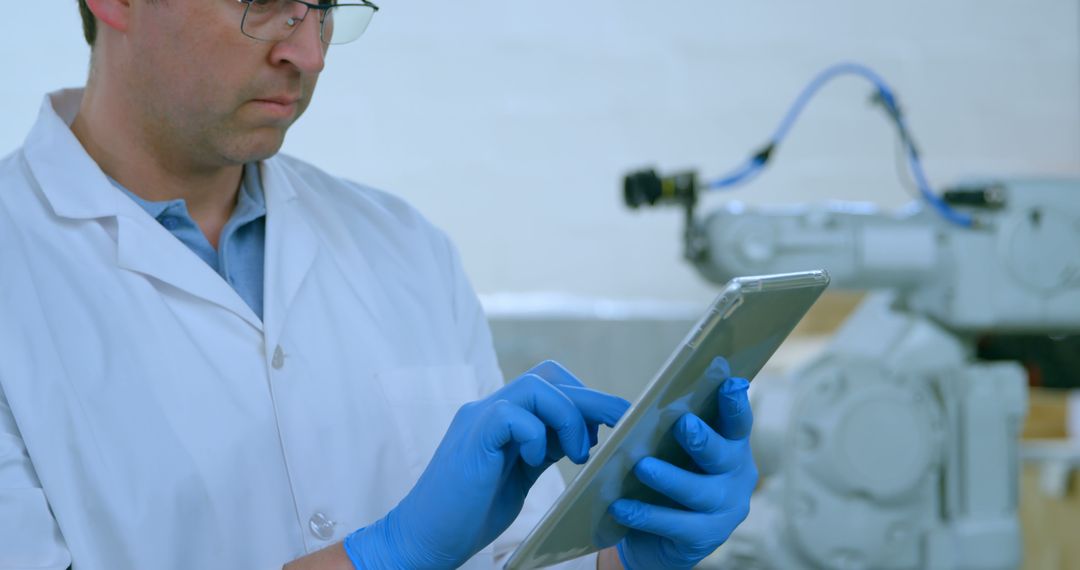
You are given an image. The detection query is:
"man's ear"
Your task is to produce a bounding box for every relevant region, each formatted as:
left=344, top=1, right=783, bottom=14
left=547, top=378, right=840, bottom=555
left=84, top=0, right=133, bottom=35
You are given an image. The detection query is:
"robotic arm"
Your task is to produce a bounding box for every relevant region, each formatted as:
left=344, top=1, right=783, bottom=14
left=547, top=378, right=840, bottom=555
left=621, top=63, right=1080, bottom=568
left=624, top=173, right=1080, bottom=568
left=626, top=169, right=1080, bottom=332
left=624, top=171, right=1080, bottom=570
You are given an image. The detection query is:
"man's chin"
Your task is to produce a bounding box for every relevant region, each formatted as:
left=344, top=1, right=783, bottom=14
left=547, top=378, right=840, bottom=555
left=222, top=129, right=288, bottom=164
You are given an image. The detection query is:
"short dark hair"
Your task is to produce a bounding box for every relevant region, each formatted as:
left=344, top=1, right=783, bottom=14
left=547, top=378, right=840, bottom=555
left=78, top=0, right=96, bottom=47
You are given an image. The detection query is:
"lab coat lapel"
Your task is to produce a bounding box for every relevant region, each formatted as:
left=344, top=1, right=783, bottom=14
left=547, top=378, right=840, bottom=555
left=115, top=215, right=263, bottom=329
left=260, top=159, right=319, bottom=351
left=23, top=89, right=263, bottom=331
left=259, top=159, right=398, bottom=340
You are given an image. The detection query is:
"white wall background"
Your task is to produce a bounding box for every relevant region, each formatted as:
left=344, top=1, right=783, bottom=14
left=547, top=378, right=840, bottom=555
left=3, top=1, right=1079, bottom=305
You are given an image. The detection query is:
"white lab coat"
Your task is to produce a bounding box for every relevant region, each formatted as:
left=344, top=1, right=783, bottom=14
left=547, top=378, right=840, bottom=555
left=0, top=90, right=594, bottom=570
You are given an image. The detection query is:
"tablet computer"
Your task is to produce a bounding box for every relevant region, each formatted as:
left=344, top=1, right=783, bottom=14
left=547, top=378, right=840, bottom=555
left=503, top=270, right=830, bottom=570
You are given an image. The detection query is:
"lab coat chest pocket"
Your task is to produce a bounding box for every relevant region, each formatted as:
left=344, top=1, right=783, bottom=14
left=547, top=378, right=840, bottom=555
left=374, top=364, right=479, bottom=477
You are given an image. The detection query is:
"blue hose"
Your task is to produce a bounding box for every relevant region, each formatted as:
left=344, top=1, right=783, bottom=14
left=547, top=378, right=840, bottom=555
left=704, top=62, right=974, bottom=228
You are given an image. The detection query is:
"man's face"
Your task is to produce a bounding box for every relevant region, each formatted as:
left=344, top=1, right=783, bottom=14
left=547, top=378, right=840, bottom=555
left=124, top=0, right=328, bottom=167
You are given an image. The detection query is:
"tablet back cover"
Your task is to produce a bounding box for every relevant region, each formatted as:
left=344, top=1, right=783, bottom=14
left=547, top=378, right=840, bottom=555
left=504, top=270, right=829, bottom=570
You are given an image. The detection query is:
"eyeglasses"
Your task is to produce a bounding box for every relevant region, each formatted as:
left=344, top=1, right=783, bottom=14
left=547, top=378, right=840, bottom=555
left=237, top=0, right=379, bottom=46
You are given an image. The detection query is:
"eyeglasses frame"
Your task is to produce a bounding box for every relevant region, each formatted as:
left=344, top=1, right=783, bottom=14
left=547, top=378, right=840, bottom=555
left=236, top=0, right=380, bottom=45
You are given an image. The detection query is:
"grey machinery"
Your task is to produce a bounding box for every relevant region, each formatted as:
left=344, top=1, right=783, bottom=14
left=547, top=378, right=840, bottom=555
left=623, top=174, right=1080, bottom=569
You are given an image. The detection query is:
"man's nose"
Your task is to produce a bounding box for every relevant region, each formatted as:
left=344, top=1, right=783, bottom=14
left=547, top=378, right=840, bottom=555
left=270, top=4, right=327, bottom=74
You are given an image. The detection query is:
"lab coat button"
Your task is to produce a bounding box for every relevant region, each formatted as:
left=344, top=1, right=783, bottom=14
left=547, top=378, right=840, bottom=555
left=308, top=512, right=336, bottom=540
left=272, top=345, right=285, bottom=369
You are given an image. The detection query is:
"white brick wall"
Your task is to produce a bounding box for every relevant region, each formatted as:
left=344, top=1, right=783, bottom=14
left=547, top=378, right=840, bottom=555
left=3, top=0, right=1078, bottom=304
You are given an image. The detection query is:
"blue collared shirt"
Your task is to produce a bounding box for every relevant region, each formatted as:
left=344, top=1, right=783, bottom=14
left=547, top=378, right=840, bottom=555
left=109, top=163, right=267, bottom=319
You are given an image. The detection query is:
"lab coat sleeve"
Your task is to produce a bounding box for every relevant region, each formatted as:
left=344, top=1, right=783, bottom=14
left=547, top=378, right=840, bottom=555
left=0, top=384, right=72, bottom=570
left=439, top=234, right=599, bottom=570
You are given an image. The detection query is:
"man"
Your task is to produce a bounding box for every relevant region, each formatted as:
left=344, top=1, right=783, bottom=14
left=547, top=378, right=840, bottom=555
left=0, top=0, right=757, bottom=568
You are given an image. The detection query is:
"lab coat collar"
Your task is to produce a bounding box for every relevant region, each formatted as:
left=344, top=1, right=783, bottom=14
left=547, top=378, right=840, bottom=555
left=21, top=89, right=272, bottom=331
left=22, top=88, right=131, bottom=221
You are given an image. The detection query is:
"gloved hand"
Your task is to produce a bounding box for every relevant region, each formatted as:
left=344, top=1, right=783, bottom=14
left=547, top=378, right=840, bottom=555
left=609, top=357, right=757, bottom=569
left=344, top=360, right=630, bottom=569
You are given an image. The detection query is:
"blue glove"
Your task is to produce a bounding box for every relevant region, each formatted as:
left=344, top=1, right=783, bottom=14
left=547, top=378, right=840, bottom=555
left=344, top=360, right=630, bottom=568
left=609, top=357, right=757, bottom=569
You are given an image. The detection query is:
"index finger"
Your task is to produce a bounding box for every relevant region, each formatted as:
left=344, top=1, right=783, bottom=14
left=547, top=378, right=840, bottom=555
left=499, top=374, right=591, bottom=463
left=701, top=357, right=752, bottom=440
left=716, top=376, right=752, bottom=441
left=526, top=360, right=586, bottom=389
left=527, top=360, right=630, bottom=427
